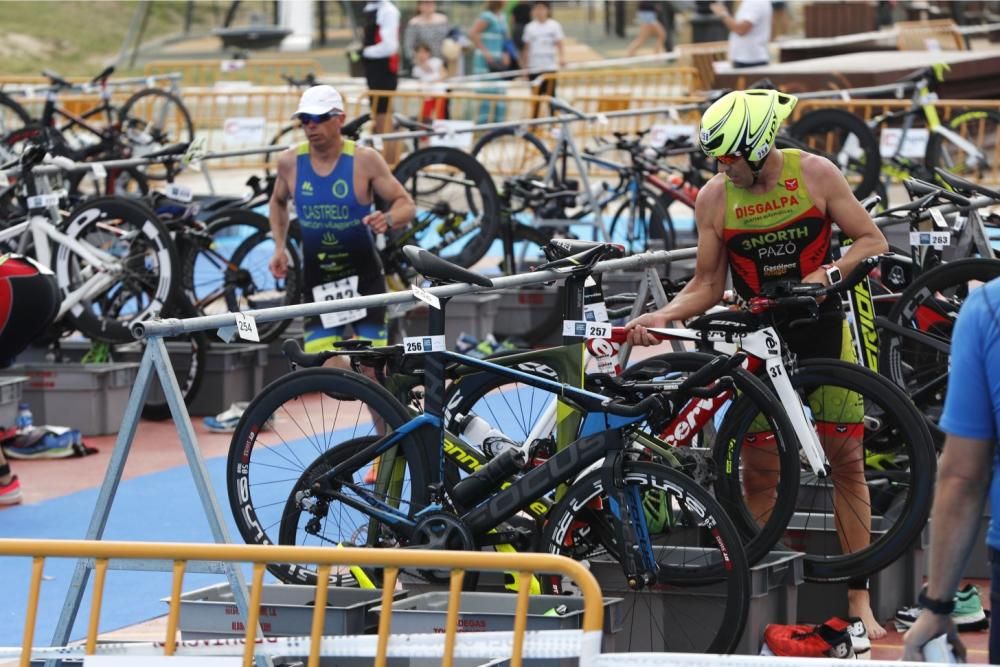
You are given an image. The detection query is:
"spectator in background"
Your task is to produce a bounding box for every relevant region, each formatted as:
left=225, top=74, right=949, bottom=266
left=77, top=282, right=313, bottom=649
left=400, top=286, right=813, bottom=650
left=361, top=0, right=402, bottom=163
left=403, top=1, right=449, bottom=64
left=411, top=42, right=449, bottom=123
left=901, top=277, right=1000, bottom=662
left=626, top=1, right=668, bottom=56
left=711, top=0, right=772, bottom=68
left=508, top=0, right=534, bottom=52
left=469, top=0, right=511, bottom=124
left=521, top=1, right=565, bottom=117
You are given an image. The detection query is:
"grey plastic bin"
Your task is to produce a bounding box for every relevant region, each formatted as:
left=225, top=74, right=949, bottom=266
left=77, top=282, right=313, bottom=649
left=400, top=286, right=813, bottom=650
left=172, top=581, right=405, bottom=667
left=263, top=320, right=305, bottom=386
left=787, top=512, right=928, bottom=624
left=186, top=343, right=268, bottom=416
left=0, top=376, right=28, bottom=429
left=590, top=548, right=803, bottom=655
left=403, top=294, right=501, bottom=347
left=374, top=591, right=623, bottom=667
left=172, top=582, right=403, bottom=639
left=0, top=363, right=139, bottom=435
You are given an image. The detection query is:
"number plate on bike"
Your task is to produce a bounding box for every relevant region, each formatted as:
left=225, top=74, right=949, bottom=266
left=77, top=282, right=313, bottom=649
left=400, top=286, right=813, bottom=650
left=313, top=277, right=366, bottom=328
left=27, top=193, right=60, bottom=209
left=562, top=320, right=612, bottom=338
left=403, top=335, right=446, bottom=354
left=910, top=231, right=951, bottom=246
left=164, top=183, right=194, bottom=203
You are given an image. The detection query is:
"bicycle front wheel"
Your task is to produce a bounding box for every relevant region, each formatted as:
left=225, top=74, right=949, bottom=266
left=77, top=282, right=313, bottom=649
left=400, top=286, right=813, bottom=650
left=226, top=367, right=430, bottom=585
left=608, top=186, right=676, bottom=254
left=538, top=460, right=750, bottom=654
left=624, top=352, right=800, bottom=567
left=119, top=88, right=195, bottom=180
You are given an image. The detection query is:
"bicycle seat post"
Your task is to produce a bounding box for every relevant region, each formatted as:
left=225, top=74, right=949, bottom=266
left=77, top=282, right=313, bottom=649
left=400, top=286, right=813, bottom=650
left=422, top=288, right=449, bottom=421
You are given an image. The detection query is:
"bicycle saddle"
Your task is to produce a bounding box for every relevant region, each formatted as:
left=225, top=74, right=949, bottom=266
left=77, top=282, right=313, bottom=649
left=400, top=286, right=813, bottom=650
left=144, top=142, right=190, bottom=159
left=402, top=245, right=493, bottom=287
left=536, top=240, right=624, bottom=272
left=933, top=167, right=1000, bottom=202
left=91, top=66, right=115, bottom=85
left=687, top=309, right=757, bottom=334
left=543, top=239, right=624, bottom=261
left=41, top=69, right=73, bottom=89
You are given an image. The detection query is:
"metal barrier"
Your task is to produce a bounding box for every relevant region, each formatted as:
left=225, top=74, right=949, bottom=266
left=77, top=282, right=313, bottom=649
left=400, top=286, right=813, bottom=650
left=534, top=66, right=702, bottom=101
left=180, top=87, right=553, bottom=169
left=0, top=539, right=603, bottom=667
left=144, top=59, right=323, bottom=87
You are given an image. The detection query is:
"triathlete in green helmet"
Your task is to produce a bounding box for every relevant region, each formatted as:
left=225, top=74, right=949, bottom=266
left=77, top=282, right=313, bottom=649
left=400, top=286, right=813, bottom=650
left=627, top=88, right=890, bottom=640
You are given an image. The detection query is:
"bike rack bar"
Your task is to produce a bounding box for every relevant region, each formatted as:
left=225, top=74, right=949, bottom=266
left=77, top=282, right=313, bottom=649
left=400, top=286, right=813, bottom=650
left=135, top=247, right=698, bottom=339
left=0, top=72, right=184, bottom=97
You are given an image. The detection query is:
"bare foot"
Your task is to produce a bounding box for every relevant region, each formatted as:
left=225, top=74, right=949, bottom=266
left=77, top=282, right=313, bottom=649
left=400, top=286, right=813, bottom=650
left=848, top=588, right=888, bottom=639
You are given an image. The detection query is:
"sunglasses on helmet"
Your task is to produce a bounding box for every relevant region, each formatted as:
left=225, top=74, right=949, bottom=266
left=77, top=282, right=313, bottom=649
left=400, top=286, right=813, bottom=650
left=297, top=111, right=339, bottom=125
left=715, top=153, right=743, bottom=165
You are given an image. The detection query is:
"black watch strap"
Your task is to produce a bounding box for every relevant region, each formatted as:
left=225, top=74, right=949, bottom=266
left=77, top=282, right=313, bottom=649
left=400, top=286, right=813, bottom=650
left=918, top=589, right=956, bottom=615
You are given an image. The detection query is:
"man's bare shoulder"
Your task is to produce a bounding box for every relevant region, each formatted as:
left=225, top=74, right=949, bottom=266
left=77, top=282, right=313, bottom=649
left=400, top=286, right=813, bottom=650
left=275, top=146, right=298, bottom=172
left=694, top=174, right=728, bottom=234
left=352, top=144, right=391, bottom=174
left=798, top=151, right=841, bottom=191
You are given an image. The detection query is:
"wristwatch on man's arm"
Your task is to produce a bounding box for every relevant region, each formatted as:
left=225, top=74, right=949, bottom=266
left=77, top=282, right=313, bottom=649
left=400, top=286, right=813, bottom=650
left=821, top=263, right=842, bottom=287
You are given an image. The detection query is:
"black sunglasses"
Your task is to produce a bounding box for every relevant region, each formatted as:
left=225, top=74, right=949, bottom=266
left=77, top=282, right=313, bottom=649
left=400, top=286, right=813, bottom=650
left=297, top=111, right=339, bottom=125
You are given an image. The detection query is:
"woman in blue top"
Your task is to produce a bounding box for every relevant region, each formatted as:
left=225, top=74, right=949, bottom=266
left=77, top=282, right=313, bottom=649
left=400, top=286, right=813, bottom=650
left=468, top=0, right=509, bottom=124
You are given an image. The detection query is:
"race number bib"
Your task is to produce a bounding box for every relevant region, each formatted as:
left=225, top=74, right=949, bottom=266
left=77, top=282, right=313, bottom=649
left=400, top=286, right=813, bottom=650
left=312, top=276, right=366, bottom=328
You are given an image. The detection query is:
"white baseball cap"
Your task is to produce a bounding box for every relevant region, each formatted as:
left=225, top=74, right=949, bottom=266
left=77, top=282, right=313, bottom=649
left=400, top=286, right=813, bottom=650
left=293, top=85, right=344, bottom=117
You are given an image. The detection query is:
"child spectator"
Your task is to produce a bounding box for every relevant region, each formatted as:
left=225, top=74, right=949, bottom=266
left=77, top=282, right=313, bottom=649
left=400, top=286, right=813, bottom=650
left=521, top=1, right=564, bottom=117
left=411, top=42, right=448, bottom=122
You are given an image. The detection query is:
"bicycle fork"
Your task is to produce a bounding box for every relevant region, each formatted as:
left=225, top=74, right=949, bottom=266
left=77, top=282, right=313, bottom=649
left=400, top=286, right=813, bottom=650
left=600, top=434, right=658, bottom=590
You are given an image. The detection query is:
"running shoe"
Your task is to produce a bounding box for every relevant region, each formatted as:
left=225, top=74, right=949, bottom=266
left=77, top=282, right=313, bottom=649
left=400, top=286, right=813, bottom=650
left=3, top=428, right=77, bottom=460
left=841, top=617, right=871, bottom=655
left=764, top=620, right=855, bottom=659
left=0, top=475, right=22, bottom=505
left=895, top=585, right=989, bottom=632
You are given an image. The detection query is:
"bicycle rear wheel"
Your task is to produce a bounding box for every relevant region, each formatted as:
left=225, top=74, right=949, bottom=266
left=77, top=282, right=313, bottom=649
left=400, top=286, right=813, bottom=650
left=879, top=258, right=1000, bottom=444
left=471, top=127, right=551, bottom=182
left=538, top=460, right=750, bottom=654
left=608, top=185, right=676, bottom=254
left=226, top=367, right=429, bottom=585
left=784, top=359, right=936, bottom=582
left=782, top=108, right=880, bottom=200
left=392, top=146, right=500, bottom=269
left=56, top=196, right=178, bottom=343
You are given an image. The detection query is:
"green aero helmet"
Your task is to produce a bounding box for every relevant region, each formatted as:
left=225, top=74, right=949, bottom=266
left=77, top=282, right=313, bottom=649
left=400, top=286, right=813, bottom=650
left=699, top=89, right=798, bottom=168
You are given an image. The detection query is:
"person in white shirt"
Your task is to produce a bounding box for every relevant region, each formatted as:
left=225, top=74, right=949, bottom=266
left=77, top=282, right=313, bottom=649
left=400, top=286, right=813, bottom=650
left=411, top=42, right=448, bottom=122
left=711, top=0, right=772, bottom=68
left=360, top=0, right=402, bottom=162
left=521, top=1, right=565, bottom=117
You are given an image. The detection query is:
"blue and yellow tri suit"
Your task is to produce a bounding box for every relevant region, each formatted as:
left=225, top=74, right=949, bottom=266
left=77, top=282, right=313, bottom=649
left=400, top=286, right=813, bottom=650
left=295, top=140, right=388, bottom=352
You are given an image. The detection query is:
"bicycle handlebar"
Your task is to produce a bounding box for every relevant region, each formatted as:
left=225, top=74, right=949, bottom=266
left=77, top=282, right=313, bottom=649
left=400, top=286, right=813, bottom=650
left=905, top=178, right=972, bottom=208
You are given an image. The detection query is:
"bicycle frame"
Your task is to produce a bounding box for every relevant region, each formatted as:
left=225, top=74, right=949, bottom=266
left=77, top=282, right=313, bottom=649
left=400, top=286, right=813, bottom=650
left=872, top=75, right=987, bottom=177
left=316, top=346, right=647, bottom=535
left=613, top=324, right=830, bottom=477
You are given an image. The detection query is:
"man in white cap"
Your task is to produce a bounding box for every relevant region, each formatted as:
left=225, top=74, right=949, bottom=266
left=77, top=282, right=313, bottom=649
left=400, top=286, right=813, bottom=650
left=269, top=84, right=414, bottom=356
